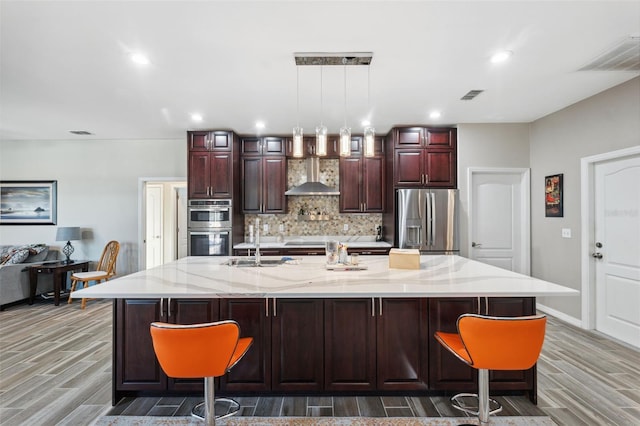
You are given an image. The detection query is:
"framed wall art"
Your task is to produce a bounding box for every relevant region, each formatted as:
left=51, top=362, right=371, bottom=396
left=0, top=180, right=57, bottom=225
left=545, top=174, right=563, bottom=217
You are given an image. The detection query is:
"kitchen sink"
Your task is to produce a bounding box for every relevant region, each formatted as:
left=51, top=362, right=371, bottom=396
left=226, top=258, right=285, bottom=267
left=284, top=241, right=326, bottom=246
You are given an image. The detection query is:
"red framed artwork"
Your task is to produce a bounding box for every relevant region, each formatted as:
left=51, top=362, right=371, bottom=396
left=545, top=174, right=563, bottom=217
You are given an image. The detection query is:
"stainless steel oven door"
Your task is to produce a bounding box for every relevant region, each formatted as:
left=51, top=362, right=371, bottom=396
left=187, top=206, right=231, bottom=228
left=188, top=229, right=232, bottom=256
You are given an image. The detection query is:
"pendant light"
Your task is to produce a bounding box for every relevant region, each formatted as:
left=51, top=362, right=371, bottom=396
left=363, top=65, right=375, bottom=157
left=315, top=66, right=327, bottom=156
left=339, top=59, right=351, bottom=157
left=292, top=66, right=304, bottom=158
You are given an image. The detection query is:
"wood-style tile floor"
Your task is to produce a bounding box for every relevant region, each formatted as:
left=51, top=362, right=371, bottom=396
left=1, top=297, right=639, bottom=425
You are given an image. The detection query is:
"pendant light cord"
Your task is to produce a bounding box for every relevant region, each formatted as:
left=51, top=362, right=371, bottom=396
left=343, top=62, right=347, bottom=127
left=296, top=66, right=300, bottom=127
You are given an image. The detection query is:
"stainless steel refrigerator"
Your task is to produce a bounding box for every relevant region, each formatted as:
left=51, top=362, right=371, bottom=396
left=397, top=188, right=459, bottom=254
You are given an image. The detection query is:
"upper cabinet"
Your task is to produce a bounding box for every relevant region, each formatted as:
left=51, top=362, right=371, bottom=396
left=285, top=136, right=340, bottom=158
left=240, top=137, right=287, bottom=214
left=339, top=136, right=385, bottom=213
left=188, top=130, right=236, bottom=199
left=391, top=127, right=457, bottom=188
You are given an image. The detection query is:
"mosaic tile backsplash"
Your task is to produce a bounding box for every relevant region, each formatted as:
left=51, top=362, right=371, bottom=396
left=244, top=159, right=382, bottom=239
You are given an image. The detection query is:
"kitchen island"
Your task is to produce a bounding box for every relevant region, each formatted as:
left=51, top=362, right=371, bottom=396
left=71, top=255, right=577, bottom=405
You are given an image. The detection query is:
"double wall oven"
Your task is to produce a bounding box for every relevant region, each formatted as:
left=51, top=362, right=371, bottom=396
left=187, top=199, right=233, bottom=256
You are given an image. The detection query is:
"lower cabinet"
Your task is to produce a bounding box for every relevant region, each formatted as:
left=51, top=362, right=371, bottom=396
left=114, top=296, right=536, bottom=402
left=324, top=298, right=428, bottom=392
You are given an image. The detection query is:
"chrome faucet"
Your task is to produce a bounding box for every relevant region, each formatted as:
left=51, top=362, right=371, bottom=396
left=254, top=218, right=261, bottom=266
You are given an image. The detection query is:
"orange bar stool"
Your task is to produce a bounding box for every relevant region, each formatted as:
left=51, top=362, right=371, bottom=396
left=150, top=320, right=253, bottom=425
left=435, top=314, right=546, bottom=425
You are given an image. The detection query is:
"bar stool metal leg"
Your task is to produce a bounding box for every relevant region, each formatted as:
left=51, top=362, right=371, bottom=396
left=191, top=376, right=241, bottom=425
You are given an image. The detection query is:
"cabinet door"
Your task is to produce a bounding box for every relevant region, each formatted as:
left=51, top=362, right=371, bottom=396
left=241, top=137, right=262, bottom=155
left=394, top=127, right=423, bottom=148
left=424, top=149, right=456, bottom=188
left=271, top=299, right=324, bottom=391
left=115, top=299, right=167, bottom=392
left=219, top=298, right=272, bottom=392
left=428, top=298, right=478, bottom=391
left=376, top=298, right=429, bottom=391
left=339, top=157, right=362, bottom=212
left=262, top=137, right=286, bottom=156
left=188, top=131, right=211, bottom=151
left=394, top=150, right=424, bottom=187
left=325, top=298, right=376, bottom=391
left=209, top=131, right=232, bottom=151
left=262, top=157, right=287, bottom=213
left=168, top=299, right=219, bottom=391
left=426, top=128, right=455, bottom=148
left=210, top=152, right=233, bottom=198
left=362, top=156, right=385, bottom=212
left=241, top=157, right=263, bottom=213
left=188, top=151, right=211, bottom=199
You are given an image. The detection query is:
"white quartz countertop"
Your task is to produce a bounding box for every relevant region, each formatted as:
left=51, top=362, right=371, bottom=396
left=71, top=255, right=578, bottom=299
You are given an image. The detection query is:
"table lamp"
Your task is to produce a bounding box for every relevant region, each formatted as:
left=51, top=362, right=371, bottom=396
left=56, top=226, right=81, bottom=264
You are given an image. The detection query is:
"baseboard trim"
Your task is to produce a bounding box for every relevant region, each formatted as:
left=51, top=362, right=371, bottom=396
left=537, top=303, right=582, bottom=328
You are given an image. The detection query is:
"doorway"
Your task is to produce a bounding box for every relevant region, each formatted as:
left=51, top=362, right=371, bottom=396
left=468, top=168, right=531, bottom=274
left=581, top=146, right=640, bottom=348
left=139, top=178, right=187, bottom=271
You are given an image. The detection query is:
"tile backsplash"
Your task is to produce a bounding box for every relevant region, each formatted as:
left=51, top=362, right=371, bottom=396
left=244, top=158, right=382, bottom=239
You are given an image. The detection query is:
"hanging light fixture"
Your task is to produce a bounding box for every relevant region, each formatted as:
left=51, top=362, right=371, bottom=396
left=339, top=59, right=351, bottom=157
left=363, top=65, right=375, bottom=157
left=292, top=65, right=304, bottom=158
left=315, top=66, right=327, bottom=156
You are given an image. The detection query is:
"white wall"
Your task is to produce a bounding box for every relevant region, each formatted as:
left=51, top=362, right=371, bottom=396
left=0, top=139, right=186, bottom=275
left=530, top=76, right=640, bottom=320
left=456, top=123, right=531, bottom=257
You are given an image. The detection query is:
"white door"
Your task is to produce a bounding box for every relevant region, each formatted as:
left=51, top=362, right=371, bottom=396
left=594, top=154, right=640, bottom=348
left=469, top=168, right=530, bottom=274
left=145, top=184, right=163, bottom=269
left=176, top=187, right=188, bottom=259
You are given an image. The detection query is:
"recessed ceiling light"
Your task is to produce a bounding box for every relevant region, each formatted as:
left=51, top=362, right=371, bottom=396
left=491, top=50, right=513, bottom=64
left=256, top=121, right=266, bottom=129
left=191, top=113, right=203, bottom=122
left=361, top=120, right=371, bottom=127
left=429, top=111, right=442, bottom=119
left=130, top=52, right=150, bottom=66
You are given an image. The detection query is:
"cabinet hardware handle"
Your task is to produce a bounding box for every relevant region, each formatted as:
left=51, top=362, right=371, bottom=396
left=160, top=298, right=163, bottom=316
left=362, top=251, right=372, bottom=255
left=288, top=140, right=292, bottom=153
left=265, top=298, right=269, bottom=317
left=379, top=297, right=383, bottom=316
left=425, top=174, right=429, bottom=184
left=273, top=298, right=277, bottom=317
left=334, top=140, right=337, bottom=152
left=167, top=297, right=171, bottom=317
left=371, top=297, right=375, bottom=317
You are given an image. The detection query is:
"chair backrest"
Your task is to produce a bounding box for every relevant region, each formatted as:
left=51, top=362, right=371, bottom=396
left=150, top=320, right=241, bottom=378
left=457, top=314, right=547, bottom=370
left=97, top=240, right=120, bottom=276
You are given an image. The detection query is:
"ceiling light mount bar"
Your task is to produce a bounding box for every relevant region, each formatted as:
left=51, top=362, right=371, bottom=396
left=294, top=52, right=373, bottom=66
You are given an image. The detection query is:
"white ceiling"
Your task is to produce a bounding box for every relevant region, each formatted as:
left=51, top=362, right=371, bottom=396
left=1, top=1, right=639, bottom=141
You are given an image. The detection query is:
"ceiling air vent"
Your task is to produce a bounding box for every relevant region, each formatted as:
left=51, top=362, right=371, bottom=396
left=579, top=36, right=640, bottom=71
left=460, top=90, right=484, bottom=101
left=69, top=130, right=93, bottom=135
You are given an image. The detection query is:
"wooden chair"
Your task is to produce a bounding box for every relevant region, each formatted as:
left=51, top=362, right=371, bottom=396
left=435, top=314, right=547, bottom=425
left=67, top=240, right=120, bottom=309
left=150, top=320, right=253, bottom=425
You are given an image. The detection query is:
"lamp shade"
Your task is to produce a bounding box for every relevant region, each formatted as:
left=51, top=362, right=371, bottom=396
left=56, top=227, right=81, bottom=241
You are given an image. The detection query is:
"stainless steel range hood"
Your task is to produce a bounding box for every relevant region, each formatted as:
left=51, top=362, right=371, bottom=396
left=285, top=157, right=339, bottom=196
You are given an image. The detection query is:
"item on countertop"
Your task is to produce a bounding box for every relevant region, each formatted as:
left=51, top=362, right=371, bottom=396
left=389, top=248, right=421, bottom=269
left=350, top=253, right=359, bottom=265
left=338, top=244, right=348, bottom=264
left=325, top=240, right=339, bottom=265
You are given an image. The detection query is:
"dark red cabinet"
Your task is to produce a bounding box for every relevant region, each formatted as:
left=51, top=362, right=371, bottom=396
left=241, top=156, right=287, bottom=213
left=339, top=136, right=385, bottom=213
left=188, top=130, right=235, bottom=199
left=392, top=127, right=457, bottom=188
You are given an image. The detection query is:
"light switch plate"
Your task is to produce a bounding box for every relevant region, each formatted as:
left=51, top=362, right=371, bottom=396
left=562, top=228, right=571, bottom=238
left=263, top=224, right=269, bottom=233
left=343, top=224, right=349, bottom=231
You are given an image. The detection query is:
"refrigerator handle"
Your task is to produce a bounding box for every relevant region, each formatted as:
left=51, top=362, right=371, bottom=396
left=425, top=191, right=431, bottom=248
left=430, top=192, right=436, bottom=246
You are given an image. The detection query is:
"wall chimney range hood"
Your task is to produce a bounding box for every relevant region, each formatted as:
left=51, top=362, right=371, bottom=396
left=285, top=157, right=339, bottom=196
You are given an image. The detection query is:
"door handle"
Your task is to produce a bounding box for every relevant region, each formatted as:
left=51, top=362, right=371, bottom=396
left=592, top=252, right=603, bottom=259
left=472, top=242, right=482, bottom=247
